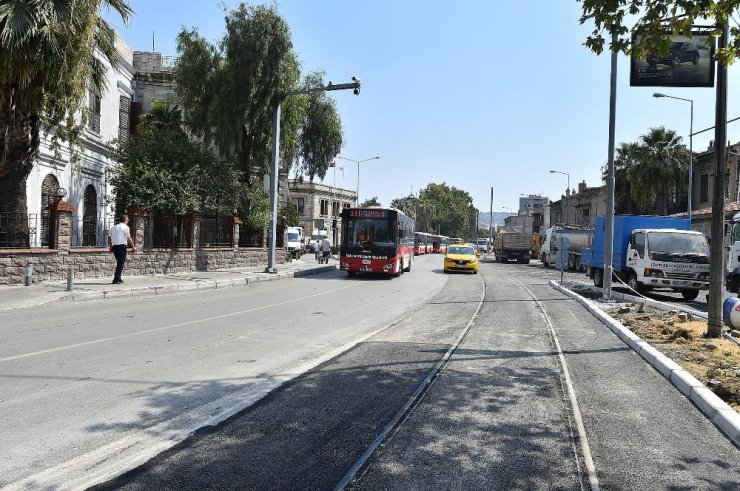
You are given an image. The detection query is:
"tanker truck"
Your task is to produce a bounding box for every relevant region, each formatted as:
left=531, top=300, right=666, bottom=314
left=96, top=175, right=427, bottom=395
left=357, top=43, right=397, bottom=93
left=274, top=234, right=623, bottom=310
left=540, top=226, right=593, bottom=270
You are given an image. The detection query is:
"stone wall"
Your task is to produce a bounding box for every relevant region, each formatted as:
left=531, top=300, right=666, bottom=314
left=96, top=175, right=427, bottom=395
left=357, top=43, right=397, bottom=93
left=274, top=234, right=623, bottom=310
left=0, top=247, right=285, bottom=285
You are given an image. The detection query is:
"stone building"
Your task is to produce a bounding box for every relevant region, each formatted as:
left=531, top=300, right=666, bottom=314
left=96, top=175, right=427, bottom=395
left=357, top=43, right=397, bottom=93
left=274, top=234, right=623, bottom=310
left=549, top=181, right=606, bottom=228
left=287, top=179, right=357, bottom=246
left=22, top=33, right=136, bottom=249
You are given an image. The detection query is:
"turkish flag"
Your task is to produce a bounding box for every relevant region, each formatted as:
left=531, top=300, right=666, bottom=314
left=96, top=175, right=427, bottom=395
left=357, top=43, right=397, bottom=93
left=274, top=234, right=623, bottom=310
left=328, top=161, right=336, bottom=168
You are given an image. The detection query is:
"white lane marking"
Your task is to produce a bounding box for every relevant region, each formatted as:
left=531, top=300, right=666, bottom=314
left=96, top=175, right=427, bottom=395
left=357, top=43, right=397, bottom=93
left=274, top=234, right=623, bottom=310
left=512, top=276, right=600, bottom=491
left=0, top=282, right=364, bottom=363
left=334, top=273, right=487, bottom=490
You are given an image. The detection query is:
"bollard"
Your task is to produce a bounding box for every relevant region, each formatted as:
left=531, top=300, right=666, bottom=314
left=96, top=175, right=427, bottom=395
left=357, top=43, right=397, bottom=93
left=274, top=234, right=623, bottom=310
left=25, top=263, right=33, bottom=286
left=66, top=266, right=74, bottom=291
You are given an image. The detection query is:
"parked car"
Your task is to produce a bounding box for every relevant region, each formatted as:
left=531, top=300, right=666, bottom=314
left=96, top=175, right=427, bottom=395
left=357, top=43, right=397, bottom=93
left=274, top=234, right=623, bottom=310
left=647, top=41, right=700, bottom=68
left=443, top=244, right=478, bottom=274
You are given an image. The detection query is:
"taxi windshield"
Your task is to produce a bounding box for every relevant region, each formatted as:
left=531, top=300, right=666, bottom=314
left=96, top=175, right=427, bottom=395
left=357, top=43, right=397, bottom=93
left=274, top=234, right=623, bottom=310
left=448, top=246, right=474, bottom=255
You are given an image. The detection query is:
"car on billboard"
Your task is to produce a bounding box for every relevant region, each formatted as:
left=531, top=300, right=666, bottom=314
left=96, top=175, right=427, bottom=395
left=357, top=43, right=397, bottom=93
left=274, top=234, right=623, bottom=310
left=646, top=41, right=700, bottom=68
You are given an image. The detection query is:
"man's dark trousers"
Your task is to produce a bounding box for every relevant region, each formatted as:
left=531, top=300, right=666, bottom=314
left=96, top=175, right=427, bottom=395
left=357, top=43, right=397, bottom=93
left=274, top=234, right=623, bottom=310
left=112, top=244, right=127, bottom=283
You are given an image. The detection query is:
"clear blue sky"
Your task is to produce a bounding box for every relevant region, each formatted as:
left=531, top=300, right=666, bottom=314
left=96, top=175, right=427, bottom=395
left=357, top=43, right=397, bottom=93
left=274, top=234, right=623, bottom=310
left=106, top=0, right=740, bottom=214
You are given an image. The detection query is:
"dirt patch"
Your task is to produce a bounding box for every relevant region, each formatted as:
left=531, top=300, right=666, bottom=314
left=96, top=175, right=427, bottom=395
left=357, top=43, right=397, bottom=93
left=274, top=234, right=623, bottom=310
left=603, top=304, right=740, bottom=412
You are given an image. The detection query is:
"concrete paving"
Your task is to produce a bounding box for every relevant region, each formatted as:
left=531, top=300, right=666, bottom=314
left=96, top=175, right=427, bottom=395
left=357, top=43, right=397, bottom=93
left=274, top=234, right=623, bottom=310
left=0, top=257, right=336, bottom=312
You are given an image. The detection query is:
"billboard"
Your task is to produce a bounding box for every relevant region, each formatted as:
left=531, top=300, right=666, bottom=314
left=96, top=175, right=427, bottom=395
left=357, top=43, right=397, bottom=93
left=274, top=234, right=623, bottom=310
left=630, top=33, right=715, bottom=87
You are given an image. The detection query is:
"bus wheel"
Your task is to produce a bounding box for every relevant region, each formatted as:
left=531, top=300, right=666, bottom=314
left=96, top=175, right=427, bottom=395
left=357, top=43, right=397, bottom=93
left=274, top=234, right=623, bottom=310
left=404, top=256, right=412, bottom=272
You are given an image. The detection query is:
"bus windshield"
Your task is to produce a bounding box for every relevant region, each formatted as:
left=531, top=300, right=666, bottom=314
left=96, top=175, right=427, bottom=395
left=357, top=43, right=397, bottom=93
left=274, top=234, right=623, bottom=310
left=343, top=218, right=395, bottom=248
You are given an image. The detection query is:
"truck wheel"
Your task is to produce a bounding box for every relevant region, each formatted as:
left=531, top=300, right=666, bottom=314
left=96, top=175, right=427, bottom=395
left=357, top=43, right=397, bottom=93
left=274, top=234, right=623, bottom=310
left=627, top=273, right=643, bottom=294
left=568, top=255, right=576, bottom=270
left=681, top=289, right=699, bottom=301
left=593, top=268, right=604, bottom=288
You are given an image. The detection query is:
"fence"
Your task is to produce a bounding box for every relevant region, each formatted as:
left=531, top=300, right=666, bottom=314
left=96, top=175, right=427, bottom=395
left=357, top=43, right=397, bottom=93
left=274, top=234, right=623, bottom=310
left=149, top=215, right=189, bottom=249
left=0, top=213, right=43, bottom=248
left=239, top=223, right=264, bottom=248
left=199, top=216, right=232, bottom=248
left=71, top=214, right=107, bottom=248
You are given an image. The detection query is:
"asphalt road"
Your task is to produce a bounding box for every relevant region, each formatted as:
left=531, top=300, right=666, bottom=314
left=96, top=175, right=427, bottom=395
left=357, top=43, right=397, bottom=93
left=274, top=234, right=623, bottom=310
left=2, top=254, right=738, bottom=490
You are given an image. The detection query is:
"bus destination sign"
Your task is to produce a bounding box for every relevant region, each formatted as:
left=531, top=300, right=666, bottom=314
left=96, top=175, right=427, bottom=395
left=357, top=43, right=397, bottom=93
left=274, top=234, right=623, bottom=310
left=350, top=209, right=388, bottom=218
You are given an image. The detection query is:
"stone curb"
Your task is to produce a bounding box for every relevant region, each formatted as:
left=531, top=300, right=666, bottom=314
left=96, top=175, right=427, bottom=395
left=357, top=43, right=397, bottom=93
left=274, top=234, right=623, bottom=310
left=0, top=265, right=337, bottom=311
left=550, top=280, right=740, bottom=448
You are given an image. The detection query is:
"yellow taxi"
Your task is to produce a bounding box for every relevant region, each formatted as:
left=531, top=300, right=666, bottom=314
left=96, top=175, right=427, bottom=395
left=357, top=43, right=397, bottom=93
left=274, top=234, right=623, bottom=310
left=443, top=243, right=479, bottom=274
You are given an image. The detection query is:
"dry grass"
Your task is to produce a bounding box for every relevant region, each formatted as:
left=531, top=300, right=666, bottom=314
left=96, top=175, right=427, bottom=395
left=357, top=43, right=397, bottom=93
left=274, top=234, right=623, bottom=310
left=605, top=305, right=740, bottom=411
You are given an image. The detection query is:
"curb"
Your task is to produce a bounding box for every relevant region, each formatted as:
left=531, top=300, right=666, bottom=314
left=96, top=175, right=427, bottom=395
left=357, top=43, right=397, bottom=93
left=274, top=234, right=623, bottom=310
left=550, top=280, right=740, bottom=448
left=0, top=265, right=338, bottom=311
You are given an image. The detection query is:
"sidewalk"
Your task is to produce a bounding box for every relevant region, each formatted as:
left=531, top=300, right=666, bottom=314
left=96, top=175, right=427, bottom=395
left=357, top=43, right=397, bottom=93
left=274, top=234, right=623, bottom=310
left=0, top=258, right=337, bottom=312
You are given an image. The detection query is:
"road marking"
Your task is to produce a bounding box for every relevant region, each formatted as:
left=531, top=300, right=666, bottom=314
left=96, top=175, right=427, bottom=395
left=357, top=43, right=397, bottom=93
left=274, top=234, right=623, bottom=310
left=509, top=275, right=600, bottom=491
left=0, top=282, right=364, bottom=363
left=334, top=273, right=487, bottom=490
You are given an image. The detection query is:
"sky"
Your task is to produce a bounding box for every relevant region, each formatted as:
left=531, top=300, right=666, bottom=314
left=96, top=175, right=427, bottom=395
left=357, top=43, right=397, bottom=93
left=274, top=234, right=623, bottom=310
left=106, top=0, right=740, bottom=214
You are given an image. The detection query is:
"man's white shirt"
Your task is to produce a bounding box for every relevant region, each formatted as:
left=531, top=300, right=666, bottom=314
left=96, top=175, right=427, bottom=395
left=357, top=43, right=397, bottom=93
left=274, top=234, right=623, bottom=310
left=109, top=223, right=131, bottom=246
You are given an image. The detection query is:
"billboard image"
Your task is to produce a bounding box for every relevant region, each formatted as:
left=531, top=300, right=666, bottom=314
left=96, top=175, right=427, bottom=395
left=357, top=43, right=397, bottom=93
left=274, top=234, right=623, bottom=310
left=630, top=33, right=715, bottom=87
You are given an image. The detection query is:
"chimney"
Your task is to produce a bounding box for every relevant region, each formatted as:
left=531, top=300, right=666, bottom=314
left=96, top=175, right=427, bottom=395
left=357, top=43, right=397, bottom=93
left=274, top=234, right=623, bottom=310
left=708, top=140, right=714, bottom=152
left=578, top=180, right=587, bottom=193
left=565, top=188, right=570, bottom=198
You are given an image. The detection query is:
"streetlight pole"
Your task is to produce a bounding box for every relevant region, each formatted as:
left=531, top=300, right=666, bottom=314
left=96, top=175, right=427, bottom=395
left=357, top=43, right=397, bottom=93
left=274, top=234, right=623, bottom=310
left=266, top=78, right=361, bottom=273
left=653, top=93, right=694, bottom=221
left=337, top=155, right=379, bottom=206
left=550, top=170, right=570, bottom=225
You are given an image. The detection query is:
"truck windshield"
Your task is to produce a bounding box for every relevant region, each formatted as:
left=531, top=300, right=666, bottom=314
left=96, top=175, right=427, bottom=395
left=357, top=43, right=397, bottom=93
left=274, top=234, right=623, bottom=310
left=648, top=232, right=709, bottom=256
left=287, top=233, right=300, bottom=242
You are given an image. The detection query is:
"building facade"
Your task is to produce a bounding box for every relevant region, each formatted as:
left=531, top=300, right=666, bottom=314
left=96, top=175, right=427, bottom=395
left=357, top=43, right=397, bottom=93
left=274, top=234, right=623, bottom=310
left=287, top=179, right=357, bottom=246
left=23, top=34, right=136, bottom=249
left=549, top=181, right=606, bottom=228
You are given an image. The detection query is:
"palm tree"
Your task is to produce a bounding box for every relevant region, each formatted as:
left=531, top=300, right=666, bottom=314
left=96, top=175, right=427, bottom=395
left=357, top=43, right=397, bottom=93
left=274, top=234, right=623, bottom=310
left=627, top=127, right=689, bottom=214
left=0, top=0, right=132, bottom=240
left=610, top=141, right=641, bottom=214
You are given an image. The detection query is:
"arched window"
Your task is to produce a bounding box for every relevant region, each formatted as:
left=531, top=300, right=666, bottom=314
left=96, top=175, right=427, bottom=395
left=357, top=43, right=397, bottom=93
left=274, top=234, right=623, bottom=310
left=40, top=174, right=60, bottom=247
left=82, top=185, right=97, bottom=246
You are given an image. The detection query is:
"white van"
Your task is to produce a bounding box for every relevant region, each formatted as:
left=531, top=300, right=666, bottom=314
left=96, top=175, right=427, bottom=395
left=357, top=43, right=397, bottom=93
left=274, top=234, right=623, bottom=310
left=286, top=226, right=304, bottom=258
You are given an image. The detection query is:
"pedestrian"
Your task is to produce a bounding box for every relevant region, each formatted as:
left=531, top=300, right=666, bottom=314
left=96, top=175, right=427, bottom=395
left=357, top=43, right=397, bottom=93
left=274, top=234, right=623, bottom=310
left=320, top=236, right=332, bottom=263
left=108, top=214, right=135, bottom=284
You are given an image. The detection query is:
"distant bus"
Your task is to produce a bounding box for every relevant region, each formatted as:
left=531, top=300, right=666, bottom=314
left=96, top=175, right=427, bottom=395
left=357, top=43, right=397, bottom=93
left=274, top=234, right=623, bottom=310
left=414, top=232, right=432, bottom=255
left=431, top=235, right=449, bottom=254
left=340, top=207, right=415, bottom=277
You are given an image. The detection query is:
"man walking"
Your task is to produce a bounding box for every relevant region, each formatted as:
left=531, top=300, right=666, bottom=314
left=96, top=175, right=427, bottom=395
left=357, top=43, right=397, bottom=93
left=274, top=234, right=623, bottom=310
left=108, top=215, right=135, bottom=284
left=320, top=235, right=331, bottom=264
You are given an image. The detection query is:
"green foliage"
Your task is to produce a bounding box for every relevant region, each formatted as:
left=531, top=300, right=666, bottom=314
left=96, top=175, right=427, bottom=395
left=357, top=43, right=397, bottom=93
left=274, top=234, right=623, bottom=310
left=0, top=0, right=132, bottom=213
left=297, top=71, right=344, bottom=181
left=418, top=183, right=473, bottom=238
left=610, top=126, right=689, bottom=214
left=360, top=196, right=381, bottom=207
left=578, top=0, right=740, bottom=65
left=278, top=202, right=300, bottom=229
left=111, top=101, right=244, bottom=216
left=391, top=195, right=418, bottom=217
left=174, top=2, right=300, bottom=186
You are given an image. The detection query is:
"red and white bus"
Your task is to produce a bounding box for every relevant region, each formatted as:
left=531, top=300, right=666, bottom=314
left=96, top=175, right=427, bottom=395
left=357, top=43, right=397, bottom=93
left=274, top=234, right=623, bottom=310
left=431, top=235, right=449, bottom=253
left=340, top=207, right=415, bottom=277
left=414, top=232, right=432, bottom=255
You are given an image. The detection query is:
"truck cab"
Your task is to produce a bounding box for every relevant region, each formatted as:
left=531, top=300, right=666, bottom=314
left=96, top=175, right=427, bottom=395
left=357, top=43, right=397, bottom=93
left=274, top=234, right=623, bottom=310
left=624, top=228, right=709, bottom=299
left=286, top=226, right=304, bottom=259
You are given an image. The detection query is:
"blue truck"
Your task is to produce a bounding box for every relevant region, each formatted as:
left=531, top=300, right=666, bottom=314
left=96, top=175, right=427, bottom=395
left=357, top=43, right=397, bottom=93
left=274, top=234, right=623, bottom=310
left=581, top=215, right=710, bottom=300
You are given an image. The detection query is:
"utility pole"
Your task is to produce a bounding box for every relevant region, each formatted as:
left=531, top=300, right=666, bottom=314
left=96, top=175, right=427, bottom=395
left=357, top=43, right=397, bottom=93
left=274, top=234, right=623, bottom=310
left=708, top=19, right=728, bottom=337
left=266, top=78, right=361, bottom=273
left=489, top=187, right=494, bottom=241
left=603, top=35, right=618, bottom=300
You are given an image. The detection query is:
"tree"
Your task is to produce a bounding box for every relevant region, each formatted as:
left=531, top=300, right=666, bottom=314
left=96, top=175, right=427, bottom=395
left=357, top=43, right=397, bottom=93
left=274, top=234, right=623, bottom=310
left=579, top=0, right=740, bottom=65
left=174, top=3, right=302, bottom=190
left=111, top=101, right=243, bottom=216
left=607, top=127, right=688, bottom=214
left=418, top=183, right=473, bottom=238
left=0, top=0, right=132, bottom=236
left=390, top=195, right=418, bottom=218
left=296, top=72, right=343, bottom=181
left=360, top=197, right=381, bottom=207
left=628, top=127, right=688, bottom=214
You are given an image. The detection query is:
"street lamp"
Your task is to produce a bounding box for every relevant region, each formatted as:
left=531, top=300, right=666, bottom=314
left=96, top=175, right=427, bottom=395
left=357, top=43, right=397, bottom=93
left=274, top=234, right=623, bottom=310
left=336, top=155, right=379, bottom=206
left=265, top=77, right=361, bottom=273
left=550, top=169, right=570, bottom=225
left=653, top=92, right=694, bottom=222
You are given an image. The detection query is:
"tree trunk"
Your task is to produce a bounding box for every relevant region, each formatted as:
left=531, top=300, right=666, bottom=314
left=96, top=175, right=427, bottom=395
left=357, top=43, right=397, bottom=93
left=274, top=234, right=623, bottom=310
left=0, top=84, right=39, bottom=247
